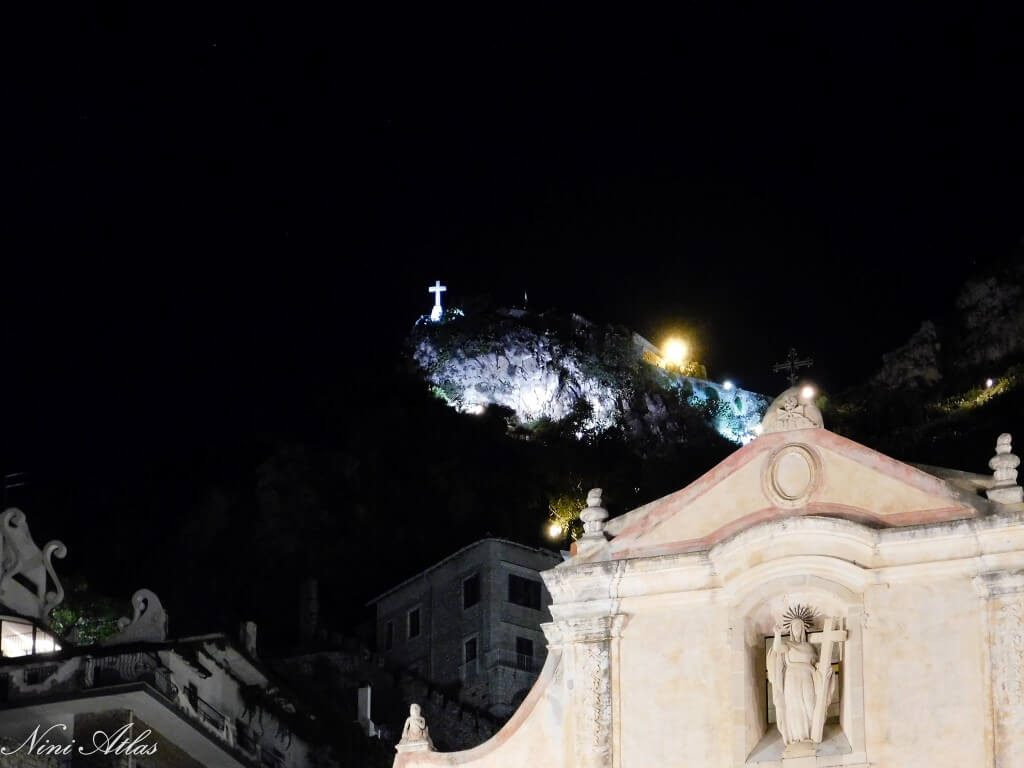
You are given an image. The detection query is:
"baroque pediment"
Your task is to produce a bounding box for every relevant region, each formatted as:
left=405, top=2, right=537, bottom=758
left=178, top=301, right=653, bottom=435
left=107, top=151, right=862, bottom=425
left=600, top=429, right=983, bottom=561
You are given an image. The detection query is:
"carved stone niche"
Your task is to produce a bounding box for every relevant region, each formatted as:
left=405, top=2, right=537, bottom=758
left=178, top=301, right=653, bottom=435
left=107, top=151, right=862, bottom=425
left=730, top=576, right=866, bottom=768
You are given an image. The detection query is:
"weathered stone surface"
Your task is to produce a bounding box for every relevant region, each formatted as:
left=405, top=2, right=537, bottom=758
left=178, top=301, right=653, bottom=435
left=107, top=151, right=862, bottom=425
left=393, top=413, right=1024, bottom=768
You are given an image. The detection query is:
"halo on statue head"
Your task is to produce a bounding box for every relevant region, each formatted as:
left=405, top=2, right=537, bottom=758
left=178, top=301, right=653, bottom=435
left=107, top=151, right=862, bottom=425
left=782, top=604, right=818, bottom=632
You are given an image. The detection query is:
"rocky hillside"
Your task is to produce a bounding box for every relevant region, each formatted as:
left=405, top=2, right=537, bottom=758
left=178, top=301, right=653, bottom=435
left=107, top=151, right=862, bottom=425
left=830, top=256, right=1024, bottom=469
left=409, top=307, right=769, bottom=449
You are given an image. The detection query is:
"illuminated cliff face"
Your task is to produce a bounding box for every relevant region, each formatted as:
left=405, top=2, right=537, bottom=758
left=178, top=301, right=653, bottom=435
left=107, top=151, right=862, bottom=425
left=413, top=331, right=620, bottom=432
left=411, top=314, right=769, bottom=445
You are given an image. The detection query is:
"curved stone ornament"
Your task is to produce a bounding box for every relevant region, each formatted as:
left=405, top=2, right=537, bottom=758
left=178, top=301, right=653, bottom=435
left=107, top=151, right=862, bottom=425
left=0, top=508, right=69, bottom=621
left=100, top=589, right=169, bottom=645
left=760, top=387, right=823, bottom=434
left=763, top=443, right=823, bottom=509
left=41, top=540, right=69, bottom=615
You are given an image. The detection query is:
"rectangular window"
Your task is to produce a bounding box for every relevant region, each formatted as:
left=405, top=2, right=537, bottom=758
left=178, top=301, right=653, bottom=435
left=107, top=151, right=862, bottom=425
left=464, top=637, right=478, bottom=663
left=462, top=573, right=481, bottom=609
left=32, top=629, right=60, bottom=655
left=407, top=607, right=421, bottom=639
left=23, top=666, right=57, bottom=686
left=0, top=620, right=35, bottom=658
left=515, top=636, right=534, bottom=658
left=507, top=574, right=542, bottom=610
left=384, top=621, right=394, bottom=651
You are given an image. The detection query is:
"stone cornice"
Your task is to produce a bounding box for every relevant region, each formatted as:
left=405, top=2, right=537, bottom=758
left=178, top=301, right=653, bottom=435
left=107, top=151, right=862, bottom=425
left=975, top=569, right=1024, bottom=598
left=542, top=615, right=626, bottom=647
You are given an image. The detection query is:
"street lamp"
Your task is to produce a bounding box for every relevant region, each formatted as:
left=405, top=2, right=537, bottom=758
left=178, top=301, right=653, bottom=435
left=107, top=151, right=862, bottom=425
left=662, top=338, right=688, bottom=368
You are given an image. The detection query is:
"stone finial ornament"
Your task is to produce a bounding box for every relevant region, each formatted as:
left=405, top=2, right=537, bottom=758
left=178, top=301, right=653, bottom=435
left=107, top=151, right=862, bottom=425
left=100, top=589, right=169, bottom=646
left=580, top=488, right=609, bottom=539
left=396, top=703, right=434, bottom=753
left=0, top=508, right=67, bottom=622
left=987, top=433, right=1023, bottom=504
left=759, top=387, right=824, bottom=434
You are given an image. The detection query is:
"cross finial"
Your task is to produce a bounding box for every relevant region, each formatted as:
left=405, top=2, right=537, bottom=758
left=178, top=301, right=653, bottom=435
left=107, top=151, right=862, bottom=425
left=772, top=348, right=813, bottom=387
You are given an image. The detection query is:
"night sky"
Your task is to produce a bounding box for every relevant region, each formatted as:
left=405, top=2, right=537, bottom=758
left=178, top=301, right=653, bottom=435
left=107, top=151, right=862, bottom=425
left=5, top=7, right=1023, bottom=640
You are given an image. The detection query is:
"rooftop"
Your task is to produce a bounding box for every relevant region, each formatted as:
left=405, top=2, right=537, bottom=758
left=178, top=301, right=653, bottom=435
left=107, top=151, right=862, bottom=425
left=367, top=538, right=562, bottom=606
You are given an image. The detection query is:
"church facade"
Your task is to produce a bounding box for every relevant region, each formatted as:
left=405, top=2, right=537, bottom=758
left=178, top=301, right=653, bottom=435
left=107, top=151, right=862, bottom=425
left=393, top=387, right=1024, bottom=768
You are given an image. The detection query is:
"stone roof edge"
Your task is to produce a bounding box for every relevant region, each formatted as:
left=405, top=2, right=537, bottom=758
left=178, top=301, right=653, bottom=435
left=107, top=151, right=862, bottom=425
left=598, top=429, right=993, bottom=562
left=366, top=537, right=562, bottom=606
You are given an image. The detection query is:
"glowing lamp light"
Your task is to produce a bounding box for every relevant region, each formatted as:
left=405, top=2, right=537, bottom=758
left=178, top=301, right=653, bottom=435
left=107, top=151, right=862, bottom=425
left=546, top=522, right=563, bottom=539
left=662, top=338, right=688, bottom=367
left=986, top=378, right=994, bottom=389
left=800, top=385, right=816, bottom=400
left=723, top=380, right=734, bottom=391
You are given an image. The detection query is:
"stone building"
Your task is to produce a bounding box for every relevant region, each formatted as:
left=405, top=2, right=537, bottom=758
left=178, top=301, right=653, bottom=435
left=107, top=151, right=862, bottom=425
left=0, top=508, right=338, bottom=767
left=394, top=387, right=1024, bottom=768
left=369, top=538, right=562, bottom=718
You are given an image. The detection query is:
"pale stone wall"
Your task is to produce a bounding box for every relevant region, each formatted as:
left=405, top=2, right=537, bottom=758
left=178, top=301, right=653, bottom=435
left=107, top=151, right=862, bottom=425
left=861, top=576, right=989, bottom=766
left=393, top=428, right=1024, bottom=768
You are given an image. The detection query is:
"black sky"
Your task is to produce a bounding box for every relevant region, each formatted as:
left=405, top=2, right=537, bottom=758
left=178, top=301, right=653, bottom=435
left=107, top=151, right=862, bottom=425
left=4, top=6, right=1023, bottom=630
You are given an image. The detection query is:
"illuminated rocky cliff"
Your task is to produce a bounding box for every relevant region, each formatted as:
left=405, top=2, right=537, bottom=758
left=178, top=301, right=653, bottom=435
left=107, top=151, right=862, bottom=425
left=410, top=309, right=769, bottom=446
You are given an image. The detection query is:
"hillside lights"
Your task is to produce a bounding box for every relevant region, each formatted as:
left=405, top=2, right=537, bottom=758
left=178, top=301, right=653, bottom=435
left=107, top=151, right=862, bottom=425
left=662, top=338, right=688, bottom=367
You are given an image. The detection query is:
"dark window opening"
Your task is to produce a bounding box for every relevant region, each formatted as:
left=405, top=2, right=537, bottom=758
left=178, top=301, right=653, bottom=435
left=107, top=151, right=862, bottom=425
left=23, top=666, right=57, bottom=686
left=515, top=636, right=534, bottom=658
left=464, top=637, right=478, bottom=663
left=384, top=621, right=394, bottom=651
left=407, top=608, right=421, bottom=639
left=463, top=573, right=481, bottom=609
left=507, top=575, right=542, bottom=610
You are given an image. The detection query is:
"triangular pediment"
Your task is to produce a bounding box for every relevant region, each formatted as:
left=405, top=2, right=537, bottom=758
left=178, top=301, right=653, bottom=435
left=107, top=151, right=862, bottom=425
left=603, top=429, right=983, bottom=560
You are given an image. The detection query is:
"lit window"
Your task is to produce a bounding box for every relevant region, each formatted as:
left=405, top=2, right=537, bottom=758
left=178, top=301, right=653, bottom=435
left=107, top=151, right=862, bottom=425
left=0, top=620, right=34, bottom=658
left=33, top=630, right=60, bottom=655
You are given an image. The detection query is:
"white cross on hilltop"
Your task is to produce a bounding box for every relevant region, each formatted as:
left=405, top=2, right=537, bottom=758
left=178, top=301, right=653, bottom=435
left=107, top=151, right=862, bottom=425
left=428, top=280, right=447, bottom=322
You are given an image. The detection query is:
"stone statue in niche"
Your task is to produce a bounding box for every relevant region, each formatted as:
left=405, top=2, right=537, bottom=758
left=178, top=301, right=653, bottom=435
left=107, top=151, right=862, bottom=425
left=396, top=703, right=434, bottom=753
left=767, top=605, right=847, bottom=756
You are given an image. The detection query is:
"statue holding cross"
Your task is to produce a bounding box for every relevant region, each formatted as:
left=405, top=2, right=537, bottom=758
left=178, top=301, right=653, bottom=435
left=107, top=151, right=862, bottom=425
left=766, top=604, right=847, bottom=756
